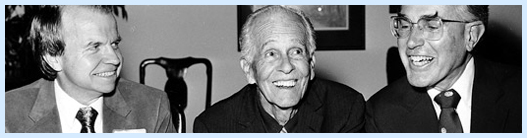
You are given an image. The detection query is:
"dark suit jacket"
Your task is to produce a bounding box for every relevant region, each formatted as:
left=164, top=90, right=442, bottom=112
left=365, top=57, right=521, bottom=133
left=5, top=78, right=177, bottom=133
left=194, top=78, right=365, bottom=133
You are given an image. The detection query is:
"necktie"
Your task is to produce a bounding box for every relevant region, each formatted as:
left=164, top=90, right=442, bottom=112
left=434, top=89, right=463, bottom=133
left=76, top=107, right=98, bottom=133
left=280, top=127, right=288, bottom=133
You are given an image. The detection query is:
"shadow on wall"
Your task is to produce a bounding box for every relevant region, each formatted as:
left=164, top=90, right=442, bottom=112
left=473, top=21, right=522, bottom=67
left=386, top=46, right=405, bottom=84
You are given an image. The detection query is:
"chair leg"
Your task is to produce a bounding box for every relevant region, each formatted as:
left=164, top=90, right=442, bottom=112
left=179, top=112, right=186, bottom=133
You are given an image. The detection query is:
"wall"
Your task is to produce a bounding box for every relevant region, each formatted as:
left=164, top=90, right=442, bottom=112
left=115, top=5, right=521, bottom=133
left=116, top=5, right=245, bottom=133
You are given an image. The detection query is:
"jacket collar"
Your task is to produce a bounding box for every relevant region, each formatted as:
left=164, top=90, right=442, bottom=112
left=236, top=80, right=325, bottom=133
left=102, top=78, right=134, bottom=133
left=295, top=79, right=324, bottom=132
left=470, top=57, right=508, bottom=132
left=28, top=79, right=61, bottom=133
left=398, top=79, right=440, bottom=132
left=27, top=78, right=135, bottom=133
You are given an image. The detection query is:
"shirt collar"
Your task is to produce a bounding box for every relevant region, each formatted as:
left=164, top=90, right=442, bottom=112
left=428, top=57, right=474, bottom=105
left=55, top=81, right=103, bottom=132
left=450, top=57, right=474, bottom=108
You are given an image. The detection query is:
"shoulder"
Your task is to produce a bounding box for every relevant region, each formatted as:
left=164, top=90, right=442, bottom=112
left=116, top=78, right=168, bottom=99
left=194, top=85, right=256, bottom=132
left=5, top=79, right=51, bottom=132
left=306, top=78, right=365, bottom=113
left=196, top=85, right=254, bottom=120
left=473, top=57, right=521, bottom=101
left=114, top=78, right=171, bottom=111
left=309, top=78, right=363, bottom=100
left=474, top=57, right=521, bottom=95
left=6, top=79, right=49, bottom=108
left=474, top=57, right=520, bottom=82
left=367, top=77, right=417, bottom=107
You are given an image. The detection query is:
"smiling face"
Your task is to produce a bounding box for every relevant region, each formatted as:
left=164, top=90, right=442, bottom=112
left=398, top=5, right=471, bottom=89
left=242, top=11, right=315, bottom=108
left=51, top=7, right=122, bottom=98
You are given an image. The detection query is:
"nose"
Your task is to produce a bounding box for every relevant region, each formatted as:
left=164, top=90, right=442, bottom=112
left=278, top=56, right=295, bottom=74
left=102, top=45, right=121, bottom=65
left=406, top=26, right=425, bottom=50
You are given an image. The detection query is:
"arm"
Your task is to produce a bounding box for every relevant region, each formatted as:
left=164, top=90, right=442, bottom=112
left=364, top=101, right=380, bottom=133
left=193, top=117, right=209, bottom=133
left=341, top=94, right=365, bottom=132
left=155, top=96, right=177, bottom=133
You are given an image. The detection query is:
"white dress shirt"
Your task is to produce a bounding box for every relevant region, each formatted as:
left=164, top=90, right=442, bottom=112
left=54, top=81, right=103, bottom=133
left=427, top=57, right=474, bottom=133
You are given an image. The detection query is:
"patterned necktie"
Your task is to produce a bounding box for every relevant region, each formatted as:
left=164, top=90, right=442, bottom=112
left=76, top=107, right=98, bottom=133
left=434, top=89, right=463, bottom=133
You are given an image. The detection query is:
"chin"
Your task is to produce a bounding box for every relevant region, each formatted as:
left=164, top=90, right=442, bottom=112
left=407, top=75, right=432, bottom=88
left=276, top=99, right=300, bottom=108
left=96, top=85, right=117, bottom=93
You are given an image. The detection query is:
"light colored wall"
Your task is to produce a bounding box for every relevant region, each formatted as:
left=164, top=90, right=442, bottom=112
left=115, top=5, right=521, bottom=133
left=116, top=5, right=245, bottom=133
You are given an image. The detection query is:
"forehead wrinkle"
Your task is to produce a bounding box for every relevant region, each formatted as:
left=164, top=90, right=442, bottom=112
left=251, top=13, right=305, bottom=50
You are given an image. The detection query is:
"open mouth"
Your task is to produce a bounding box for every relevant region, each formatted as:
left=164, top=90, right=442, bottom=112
left=94, top=71, right=116, bottom=77
left=409, top=55, right=434, bottom=66
left=272, top=79, right=297, bottom=88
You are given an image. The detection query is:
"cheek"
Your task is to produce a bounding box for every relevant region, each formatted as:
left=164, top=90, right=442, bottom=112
left=436, top=35, right=466, bottom=64
left=254, top=62, right=274, bottom=81
left=397, top=44, right=410, bottom=65
left=292, top=59, right=311, bottom=73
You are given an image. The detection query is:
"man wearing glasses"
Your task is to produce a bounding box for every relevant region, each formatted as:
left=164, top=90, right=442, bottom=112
left=365, top=5, right=520, bottom=133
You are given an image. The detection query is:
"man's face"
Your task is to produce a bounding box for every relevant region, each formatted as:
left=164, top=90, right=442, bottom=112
left=55, top=8, right=122, bottom=95
left=398, top=5, right=470, bottom=89
left=247, top=12, right=314, bottom=108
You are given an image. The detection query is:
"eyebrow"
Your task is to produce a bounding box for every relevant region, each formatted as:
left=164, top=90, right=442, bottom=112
left=114, top=36, right=122, bottom=43
left=261, top=40, right=275, bottom=49
left=85, top=36, right=122, bottom=47
left=261, top=38, right=305, bottom=48
left=397, top=11, right=439, bottom=19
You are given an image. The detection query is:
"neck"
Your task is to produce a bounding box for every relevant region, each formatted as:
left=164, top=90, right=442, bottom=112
left=432, top=54, right=472, bottom=91
left=259, top=92, right=297, bottom=126
left=56, top=79, right=102, bottom=105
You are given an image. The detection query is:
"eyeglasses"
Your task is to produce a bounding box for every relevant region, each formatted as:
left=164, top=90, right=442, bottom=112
left=390, top=16, right=471, bottom=41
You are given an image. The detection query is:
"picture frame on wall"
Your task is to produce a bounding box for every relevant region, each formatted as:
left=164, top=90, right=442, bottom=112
left=237, top=5, right=365, bottom=51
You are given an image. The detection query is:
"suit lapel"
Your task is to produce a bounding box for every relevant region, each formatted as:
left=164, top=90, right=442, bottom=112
left=103, top=86, right=134, bottom=133
left=236, top=85, right=264, bottom=132
left=28, top=80, right=61, bottom=133
left=401, top=81, right=439, bottom=132
left=296, top=84, right=323, bottom=133
left=470, top=58, right=507, bottom=133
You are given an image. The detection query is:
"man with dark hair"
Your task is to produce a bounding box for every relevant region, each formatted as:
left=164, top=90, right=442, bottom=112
left=366, top=5, right=521, bottom=133
left=6, top=5, right=176, bottom=133
left=194, top=5, right=365, bottom=133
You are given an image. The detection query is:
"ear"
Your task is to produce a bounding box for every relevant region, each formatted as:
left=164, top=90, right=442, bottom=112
left=464, top=21, right=485, bottom=52
left=309, top=54, right=316, bottom=80
left=240, top=58, right=256, bottom=84
left=43, top=54, right=63, bottom=72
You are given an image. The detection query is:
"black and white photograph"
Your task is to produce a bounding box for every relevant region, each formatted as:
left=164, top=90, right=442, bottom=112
left=4, top=4, right=522, bottom=134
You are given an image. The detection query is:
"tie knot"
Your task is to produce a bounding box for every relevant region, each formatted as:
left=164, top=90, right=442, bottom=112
left=434, top=89, right=461, bottom=108
left=76, top=107, right=98, bottom=133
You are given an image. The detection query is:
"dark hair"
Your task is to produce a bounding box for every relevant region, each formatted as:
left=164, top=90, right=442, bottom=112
left=466, top=5, right=489, bottom=26
left=30, top=5, right=114, bottom=80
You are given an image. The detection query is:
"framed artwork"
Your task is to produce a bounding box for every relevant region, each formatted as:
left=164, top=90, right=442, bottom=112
left=237, top=5, right=365, bottom=51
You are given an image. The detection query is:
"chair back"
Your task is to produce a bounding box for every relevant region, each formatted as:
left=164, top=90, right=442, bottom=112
left=139, top=56, right=212, bottom=133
